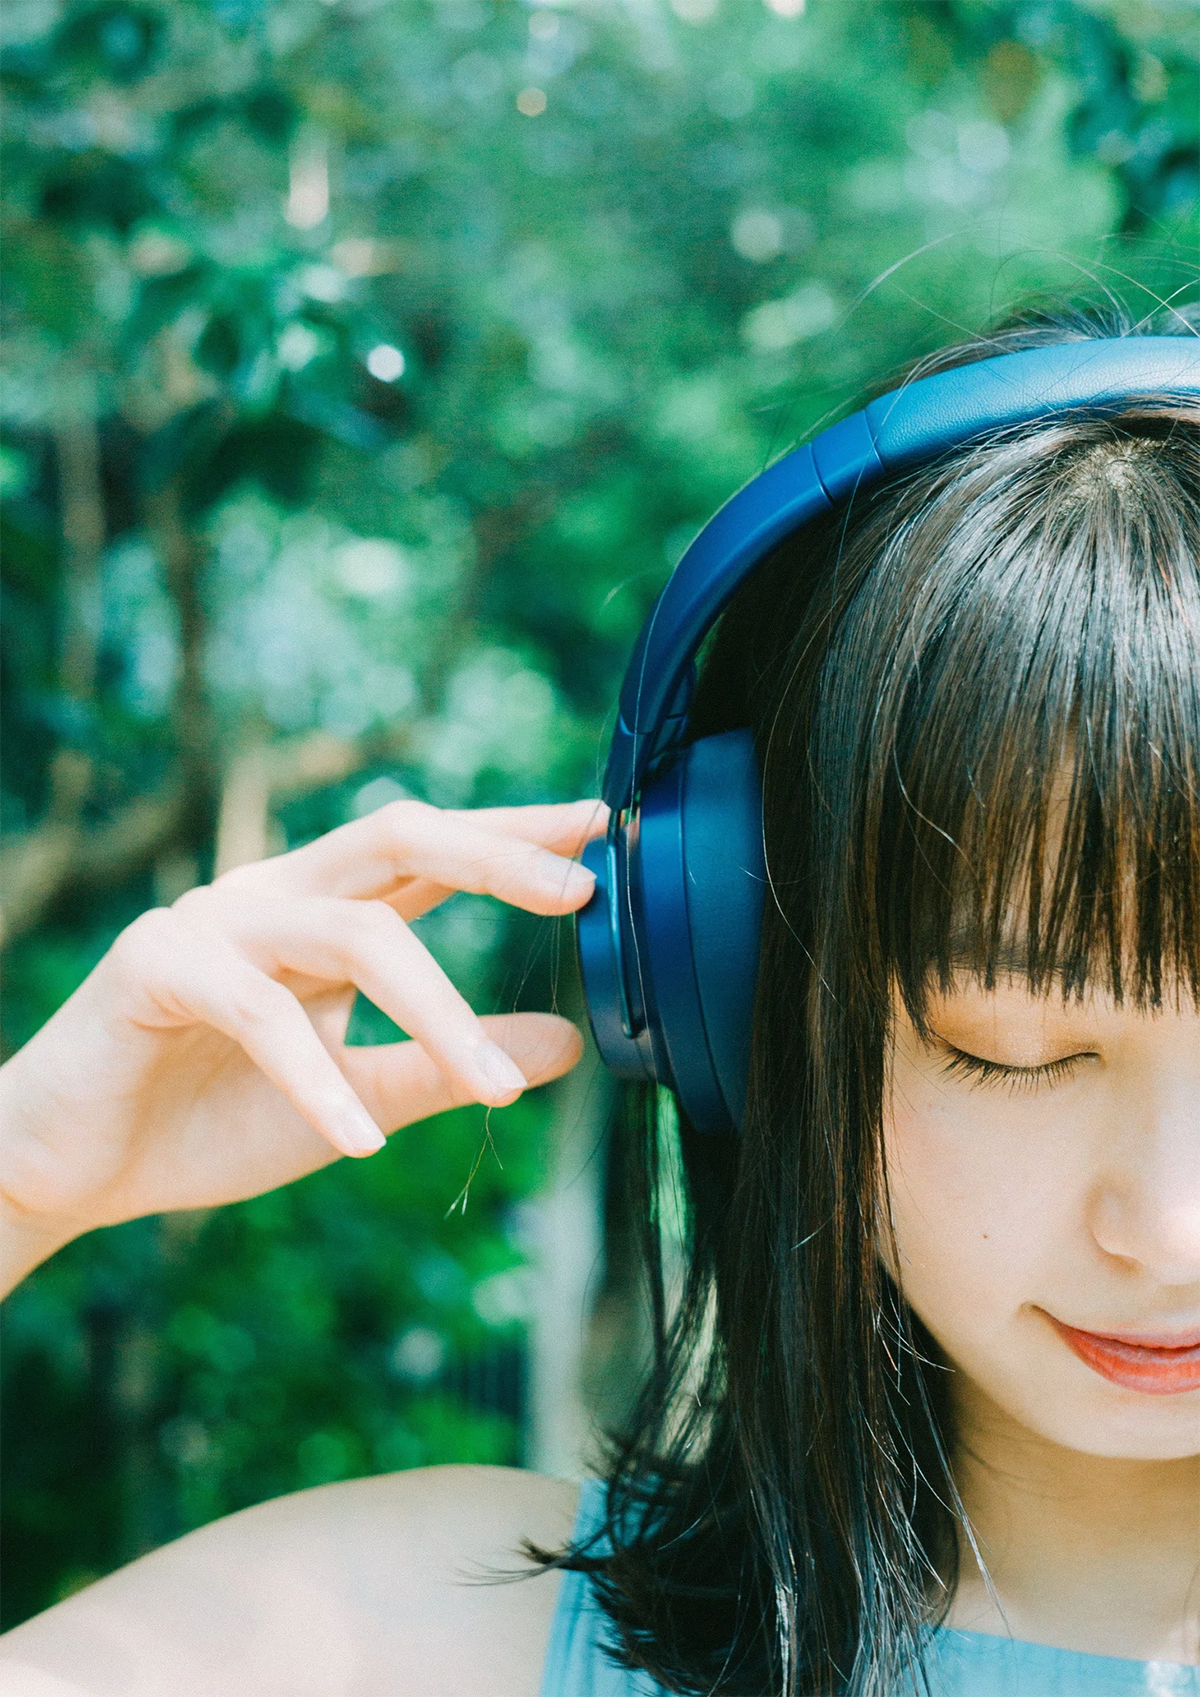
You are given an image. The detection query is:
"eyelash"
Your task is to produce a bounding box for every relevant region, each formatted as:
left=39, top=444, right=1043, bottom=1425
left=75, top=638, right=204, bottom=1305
left=935, top=1042, right=1092, bottom=1094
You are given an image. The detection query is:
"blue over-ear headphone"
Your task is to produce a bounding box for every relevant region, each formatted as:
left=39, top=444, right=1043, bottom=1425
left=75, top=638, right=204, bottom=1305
left=575, top=336, right=1200, bottom=1134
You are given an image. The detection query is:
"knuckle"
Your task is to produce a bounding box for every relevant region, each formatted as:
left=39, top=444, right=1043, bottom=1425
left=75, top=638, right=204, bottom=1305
left=171, top=884, right=215, bottom=923
left=115, top=906, right=177, bottom=955
left=378, top=797, right=433, bottom=837
left=106, top=907, right=182, bottom=983
left=210, top=862, right=256, bottom=896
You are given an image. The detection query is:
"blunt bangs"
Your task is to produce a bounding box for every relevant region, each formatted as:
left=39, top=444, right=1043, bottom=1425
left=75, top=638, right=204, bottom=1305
left=807, top=408, right=1200, bottom=1027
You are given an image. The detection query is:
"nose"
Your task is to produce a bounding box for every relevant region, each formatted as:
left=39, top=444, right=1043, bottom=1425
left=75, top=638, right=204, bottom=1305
left=1089, top=1071, right=1200, bottom=1287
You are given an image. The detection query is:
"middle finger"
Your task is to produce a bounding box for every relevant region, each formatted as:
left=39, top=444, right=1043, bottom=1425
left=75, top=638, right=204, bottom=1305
left=199, top=894, right=532, bottom=1106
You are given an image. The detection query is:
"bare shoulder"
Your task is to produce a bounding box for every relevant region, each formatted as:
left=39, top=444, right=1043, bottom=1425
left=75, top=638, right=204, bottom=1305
left=0, top=1465, right=580, bottom=1697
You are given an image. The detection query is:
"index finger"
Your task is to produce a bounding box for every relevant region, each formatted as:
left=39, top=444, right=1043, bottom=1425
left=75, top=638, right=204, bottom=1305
left=458, top=798, right=609, bottom=858
left=228, top=797, right=607, bottom=913
left=373, top=799, right=610, bottom=923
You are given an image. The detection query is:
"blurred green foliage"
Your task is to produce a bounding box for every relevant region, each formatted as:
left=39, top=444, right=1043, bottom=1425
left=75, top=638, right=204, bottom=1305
left=2, top=0, right=1196, bottom=1629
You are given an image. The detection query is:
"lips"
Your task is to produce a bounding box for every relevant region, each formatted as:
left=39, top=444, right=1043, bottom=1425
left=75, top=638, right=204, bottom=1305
left=1047, top=1315, right=1200, bottom=1395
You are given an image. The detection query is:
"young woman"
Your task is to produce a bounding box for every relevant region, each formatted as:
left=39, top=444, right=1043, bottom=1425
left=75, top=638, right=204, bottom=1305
left=1, top=308, right=1197, bottom=1697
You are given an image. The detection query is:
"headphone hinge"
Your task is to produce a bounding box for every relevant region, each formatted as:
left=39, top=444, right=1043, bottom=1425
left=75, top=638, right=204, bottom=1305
left=604, top=822, right=640, bottom=1042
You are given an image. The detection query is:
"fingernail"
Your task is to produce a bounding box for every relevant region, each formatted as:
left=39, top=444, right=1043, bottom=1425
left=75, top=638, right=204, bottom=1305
left=476, top=1044, right=528, bottom=1100
left=339, top=1112, right=386, bottom=1156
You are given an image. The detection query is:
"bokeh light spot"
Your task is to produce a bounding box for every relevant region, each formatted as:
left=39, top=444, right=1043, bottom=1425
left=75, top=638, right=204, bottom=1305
left=517, top=86, right=548, bottom=116
left=731, top=208, right=783, bottom=261
left=334, top=538, right=409, bottom=598
left=366, top=343, right=406, bottom=381
left=671, top=0, right=718, bottom=20
left=741, top=280, right=837, bottom=350
left=277, top=323, right=321, bottom=370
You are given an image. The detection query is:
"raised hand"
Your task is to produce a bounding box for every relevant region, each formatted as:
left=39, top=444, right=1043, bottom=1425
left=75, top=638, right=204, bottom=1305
left=0, top=797, right=606, bottom=1293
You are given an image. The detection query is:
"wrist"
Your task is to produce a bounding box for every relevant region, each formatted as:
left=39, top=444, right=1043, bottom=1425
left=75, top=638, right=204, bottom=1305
left=0, top=1047, right=81, bottom=1297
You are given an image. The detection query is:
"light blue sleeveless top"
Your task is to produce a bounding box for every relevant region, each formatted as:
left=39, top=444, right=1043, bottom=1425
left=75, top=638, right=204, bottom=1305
left=540, top=1480, right=1199, bottom=1697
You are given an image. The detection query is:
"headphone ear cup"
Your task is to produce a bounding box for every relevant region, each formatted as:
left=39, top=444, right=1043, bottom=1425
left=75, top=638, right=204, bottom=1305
left=637, top=729, right=765, bottom=1133
left=577, top=728, right=765, bottom=1132
left=680, top=730, right=766, bottom=1130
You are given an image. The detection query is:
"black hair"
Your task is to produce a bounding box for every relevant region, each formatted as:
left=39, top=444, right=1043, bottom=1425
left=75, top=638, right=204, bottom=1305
left=535, top=301, right=1200, bottom=1696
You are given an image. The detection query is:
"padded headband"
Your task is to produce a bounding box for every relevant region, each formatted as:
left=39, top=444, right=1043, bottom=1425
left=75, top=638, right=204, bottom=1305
left=603, top=336, right=1200, bottom=811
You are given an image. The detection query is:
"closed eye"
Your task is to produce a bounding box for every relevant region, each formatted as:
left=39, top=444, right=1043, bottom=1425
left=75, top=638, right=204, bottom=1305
left=933, top=1039, right=1097, bottom=1094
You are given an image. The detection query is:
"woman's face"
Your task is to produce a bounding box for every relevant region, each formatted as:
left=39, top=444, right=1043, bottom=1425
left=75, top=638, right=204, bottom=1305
left=884, top=976, right=1200, bottom=1460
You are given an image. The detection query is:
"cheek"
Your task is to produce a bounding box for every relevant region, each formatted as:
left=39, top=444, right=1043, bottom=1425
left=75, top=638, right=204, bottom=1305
left=883, top=1066, right=1073, bottom=1343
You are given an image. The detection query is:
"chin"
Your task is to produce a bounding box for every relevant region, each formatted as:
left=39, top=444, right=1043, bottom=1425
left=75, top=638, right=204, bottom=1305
left=988, top=1358, right=1200, bottom=1461
left=943, top=1319, right=1200, bottom=1462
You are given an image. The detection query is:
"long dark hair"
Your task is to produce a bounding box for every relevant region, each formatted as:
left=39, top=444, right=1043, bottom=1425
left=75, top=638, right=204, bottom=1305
left=538, top=303, right=1200, bottom=1696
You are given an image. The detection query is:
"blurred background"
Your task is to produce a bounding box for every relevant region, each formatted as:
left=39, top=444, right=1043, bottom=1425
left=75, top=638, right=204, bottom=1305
left=1, top=0, right=1196, bottom=1629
